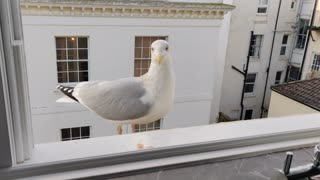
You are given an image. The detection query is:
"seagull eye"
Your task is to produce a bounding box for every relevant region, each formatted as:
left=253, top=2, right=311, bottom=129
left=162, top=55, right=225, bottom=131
left=165, top=46, right=169, bottom=51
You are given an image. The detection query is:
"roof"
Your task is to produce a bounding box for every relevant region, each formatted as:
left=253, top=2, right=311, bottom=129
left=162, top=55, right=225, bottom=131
left=271, top=78, right=320, bottom=111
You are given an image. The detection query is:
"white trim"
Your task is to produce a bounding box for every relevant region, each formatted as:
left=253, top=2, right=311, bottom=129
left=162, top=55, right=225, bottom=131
left=2, top=114, right=320, bottom=179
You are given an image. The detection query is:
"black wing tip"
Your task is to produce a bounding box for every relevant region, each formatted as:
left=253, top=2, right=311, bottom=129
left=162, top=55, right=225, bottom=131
left=57, top=85, right=79, bottom=102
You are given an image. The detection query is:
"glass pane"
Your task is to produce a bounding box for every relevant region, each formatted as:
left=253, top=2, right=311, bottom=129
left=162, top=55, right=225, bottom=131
left=134, top=60, right=141, bottom=68
left=135, top=37, right=143, bottom=47
left=244, top=84, right=254, bottom=93
left=142, top=37, right=151, bottom=47
left=135, top=48, right=142, bottom=58
left=280, top=46, right=286, bottom=55
left=68, top=62, right=78, bottom=71
left=246, top=74, right=256, bottom=83
left=56, top=50, right=67, bottom=60
left=147, top=122, right=154, bottom=130
left=57, top=62, right=68, bottom=72
left=140, top=124, right=146, bottom=132
left=69, top=72, right=78, bottom=82
left=71, top=127, right=80, bottom=138
left=78, top=37, right=88, bottom=48
left=81, top=126, right=90, bottom=137
left=78, top=49, right=88, bottom=59
left=141, top=60, right=150, bottom=69
left=244, top=110, right=253, bottom=120
left=282, top=35, right=288, bottom=44
left=68, top=50, right=77, bottom=60
left=58, top=72, right=68, bottom=83
left=155, top=120, right=161, bottom=128
left=257, top=7, right=267, bottom=13
left=276, top=71, right=282, bottom=80
left=67, top=37, right=77, bottom=48
left=79, top=61, right=88, bottom=71
left=56, top=37, right=66, bottom=48
left=79, top=71, right=88, bottom=81
left=61, top=128, right=70, bottom=139
left=142, top=48, right=150, bottom=58
left=134, top=69, right=140, bottom=77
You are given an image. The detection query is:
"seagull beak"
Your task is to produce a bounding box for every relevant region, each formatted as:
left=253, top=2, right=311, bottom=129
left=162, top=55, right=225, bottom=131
left=156, top=54, right=164, bottom=65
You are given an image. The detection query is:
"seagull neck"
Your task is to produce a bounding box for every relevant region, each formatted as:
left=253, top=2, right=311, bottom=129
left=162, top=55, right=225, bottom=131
left=145, top=60, right=173, bottom=82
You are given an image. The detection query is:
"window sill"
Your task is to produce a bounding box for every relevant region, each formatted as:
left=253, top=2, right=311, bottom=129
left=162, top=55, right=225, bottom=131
left=244, top=93, right=256, bottom=98
left=2, top=114, right=320, bottom=179
left=279, top=56, right=289, bottom=61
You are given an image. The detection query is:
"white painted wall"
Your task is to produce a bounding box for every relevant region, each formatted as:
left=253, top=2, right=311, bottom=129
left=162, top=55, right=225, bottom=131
left=22, top=15, right=228, bottom=143
left=268, top=91, right=318, bottom=117
left=220, top=0, right=294, bottom=120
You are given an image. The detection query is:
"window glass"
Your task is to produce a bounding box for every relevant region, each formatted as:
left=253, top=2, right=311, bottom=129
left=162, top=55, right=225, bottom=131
left=244, top=73, right=256, bottom=93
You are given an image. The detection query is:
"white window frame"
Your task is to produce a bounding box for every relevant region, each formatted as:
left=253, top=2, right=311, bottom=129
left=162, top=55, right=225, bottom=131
left=295, top=19, right=310, bottom=49
left=280, top=34, right=289, bottom=56
left=2, top=0, right=320, bottom=179
left=249, top=35, right=263, bottom=58
left=257, top=0, right=268, bottom=14
left=311, top=53, right=320, bottom=71
left=244, top=73, right=257, bottom=94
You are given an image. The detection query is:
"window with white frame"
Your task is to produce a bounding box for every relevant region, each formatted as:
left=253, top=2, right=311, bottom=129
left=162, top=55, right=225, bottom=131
left=280, top=35, right=289, bottom=56
left=275, top=71, right=282, bottom=84
left=249, top=35, right=263, bottom=58
left=311, top=53, right=320, bottom=71
left=61, top=126, right=90, bottom=141
left=288, top=66, right=300, bottom=81
left=244, top=73, right=257, bottom=93
left=56, top=37, right=89, bottom=83
left=295, top=19, right=310, bottom=49
left=244, top=109, right=253, bottom=120
left=290, top=0, right=296, bottom=10
left=257, top=0, right=268, bottom=14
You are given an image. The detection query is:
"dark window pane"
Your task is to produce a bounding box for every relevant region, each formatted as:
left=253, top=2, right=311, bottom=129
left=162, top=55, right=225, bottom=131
left=67, top=37, right=77, bottom=48
left=56, top=37, right=66, bottom=48
left=81, top=126, right=90, bottom=137
left=57, top=62, right=68, bottom=72
left=135, top=48, right=142, bottom=58
left=68, top=72, right=78, bottom=82
left=244, top=110, right=253, bottom=120
left=135, top=37, right=143, bottom=47
left=78, top=37, right=88, bottom=48
left=61, top=128, right=70, bottom=139
left=79, top=71, right=88, bottom=81
left=282, top=35, right=288, bottom=44
left=56, top=50, right=67, bottom=60
left=257, top=7, right=267, bottom=13
left=58, top=72, right=68, bottom=83
left=155, top=119, right=161, bottom=128
left=71, top=127, right=80, bottom=138
left=280, top=47, right=286, bottom=55
left=79, top=62, right=88, bottom=71
left=291, top=2, right=295, bottom=8
left=142, top=37, right=151, bottom=47
left=276, top=71, right=282, bottom=80
left=246, top=74, right=256, bottom=83
left=244, top=84, right=254, bottom=93
left=142, top=48, right=150, bottom=58
left=78, top=50, right=88, bottom=59
left=68, top=50, right=77, bottom=60
left=68, top=62, right=78, bottom=71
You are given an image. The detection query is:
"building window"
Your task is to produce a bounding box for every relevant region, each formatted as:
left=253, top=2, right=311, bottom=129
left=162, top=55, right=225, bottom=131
left=244, top=73, right=257, bottom=93
left=311, top=54, right=320, bottom=71
left=275, top=71, right=282, bottom=84
left=133, top=36, right=167, bottom=132
left=249, top=35, right=263, bottom=58
left=257, top=0, right=268, bottom=14
left=288, top=66, right=300, bottom=81
left=244, top=109, right=253, bottom=120
left=295, top=19, right=310, bottom=49
left=290, top=0, right=296, bottom=9
left=55, top=37, right=89, bottom=83
left=134, top=120, right=162, bottom=133
left=61, top=126, right=90, bottom=141
left=280, top=35, right=289, bottom=56
left=134, top=36, right=166, bottom=77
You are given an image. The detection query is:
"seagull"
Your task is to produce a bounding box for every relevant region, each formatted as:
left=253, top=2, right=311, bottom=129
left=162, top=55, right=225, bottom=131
left=56, top=40, right=175, bottom=135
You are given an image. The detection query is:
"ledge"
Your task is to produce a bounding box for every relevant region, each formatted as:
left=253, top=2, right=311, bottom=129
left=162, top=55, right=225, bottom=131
left=1, top=114, right=320, bottom=179
left=20, top=0, right=235, bottom=19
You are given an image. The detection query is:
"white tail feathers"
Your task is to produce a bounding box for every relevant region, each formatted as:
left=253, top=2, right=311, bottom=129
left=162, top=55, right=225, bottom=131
left=56, top=96, right=77, bottom=103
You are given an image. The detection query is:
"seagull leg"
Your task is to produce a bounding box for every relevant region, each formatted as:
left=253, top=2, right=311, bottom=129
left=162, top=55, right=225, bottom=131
left=117, top=125, right=122, bottom=135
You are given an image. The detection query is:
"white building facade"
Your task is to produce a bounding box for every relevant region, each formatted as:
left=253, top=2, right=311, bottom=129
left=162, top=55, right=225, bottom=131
left=21, top=0, right=233, bottom=143
left=220, top=0, right=315, bottom=120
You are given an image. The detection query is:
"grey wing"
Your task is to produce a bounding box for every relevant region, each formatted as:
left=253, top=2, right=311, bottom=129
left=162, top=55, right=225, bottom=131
left=73, top=78, right=153, bottom=121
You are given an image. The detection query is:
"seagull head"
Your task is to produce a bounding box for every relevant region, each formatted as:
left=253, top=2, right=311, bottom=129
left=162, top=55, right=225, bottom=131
left=151, top=40, right=169, bottom=65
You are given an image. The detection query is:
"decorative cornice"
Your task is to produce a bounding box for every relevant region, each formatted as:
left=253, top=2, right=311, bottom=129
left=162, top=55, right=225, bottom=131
left=20, top=0, right=235, bottom=19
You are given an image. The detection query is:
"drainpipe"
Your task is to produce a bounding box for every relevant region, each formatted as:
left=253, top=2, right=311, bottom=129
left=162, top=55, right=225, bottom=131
left=298, top=0, right=318, bottom=80
left=260, top=0, right=282, bottom=118
left=232, top=31, right=253, bottom=120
